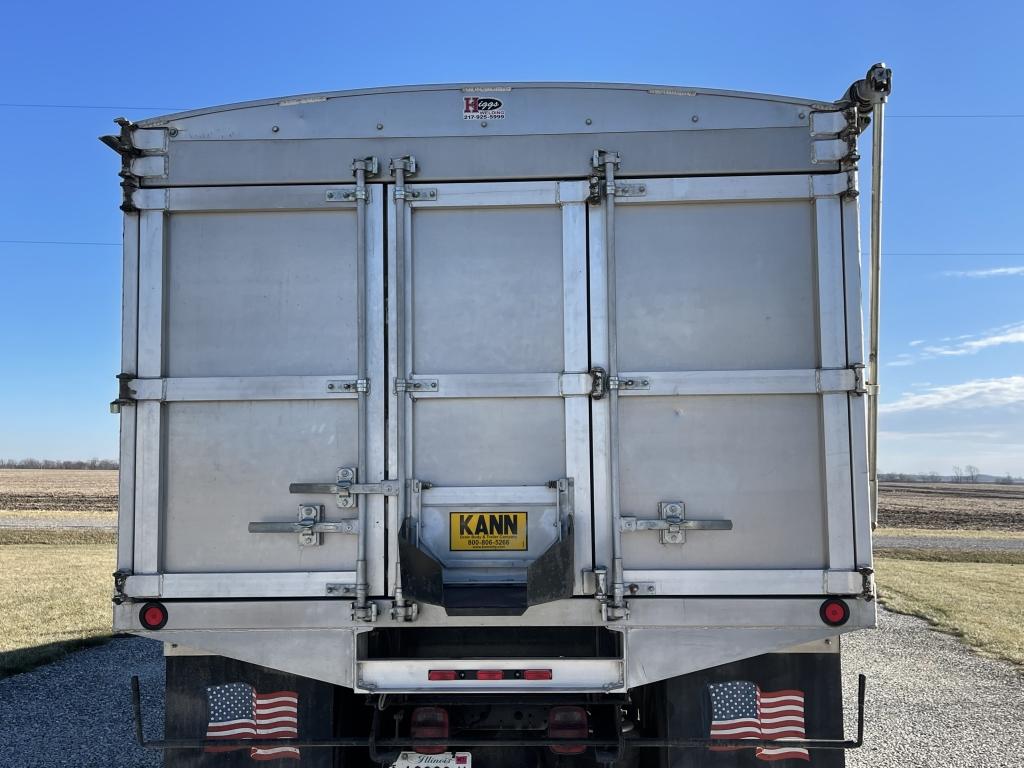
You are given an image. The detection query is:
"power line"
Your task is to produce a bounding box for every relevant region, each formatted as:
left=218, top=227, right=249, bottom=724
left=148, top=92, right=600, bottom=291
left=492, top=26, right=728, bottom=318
left=888, top=114, right=1024, bottom=119
left=0, top=240, right=120, bottom=246
left=0, top=103, right=187, bottom=111
left=865, top=252, right=1024, bottom=256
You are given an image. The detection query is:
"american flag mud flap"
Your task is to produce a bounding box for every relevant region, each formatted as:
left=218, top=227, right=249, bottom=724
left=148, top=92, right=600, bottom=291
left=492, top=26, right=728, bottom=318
left=658, top=652, right=846, bottom=767
left=163, top=655, right=334, bottom=767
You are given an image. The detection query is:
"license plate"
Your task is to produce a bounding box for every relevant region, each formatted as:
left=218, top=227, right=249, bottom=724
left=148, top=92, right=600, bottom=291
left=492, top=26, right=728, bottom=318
left=391, top=752, right=472, bottom=768
left=449, top=511, right=527, bottom=551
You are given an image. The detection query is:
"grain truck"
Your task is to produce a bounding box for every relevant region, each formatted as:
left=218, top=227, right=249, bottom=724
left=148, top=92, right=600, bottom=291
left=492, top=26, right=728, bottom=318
left=104, top=64, right=891, bottom=767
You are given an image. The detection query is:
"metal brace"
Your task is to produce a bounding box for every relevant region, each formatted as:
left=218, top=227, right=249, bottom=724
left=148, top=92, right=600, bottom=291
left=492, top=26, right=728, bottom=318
left=607, top=376, right=650, bottom=392
left=326, top=188, right=370, bottom=202
left=247, top=504, right=360, bottom=547
left=614, top=182, right=647, bottom=198
left=394, top=378, right=438, bottom=394
left=289, top=467, right=400, bottom=509
left=325, top=379, right=368, bottom=394
left=620, top=502, right=733, bottom=545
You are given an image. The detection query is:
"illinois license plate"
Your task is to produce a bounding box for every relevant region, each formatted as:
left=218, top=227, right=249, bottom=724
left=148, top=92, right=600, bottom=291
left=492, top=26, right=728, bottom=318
left=449, top=511, right=527, bottom=551
left=391, top=752, right=472, bottom=767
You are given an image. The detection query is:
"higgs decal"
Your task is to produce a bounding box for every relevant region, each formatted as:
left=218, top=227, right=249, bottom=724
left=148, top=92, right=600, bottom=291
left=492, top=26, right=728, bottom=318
left=463, top=96, right=505, bottom=120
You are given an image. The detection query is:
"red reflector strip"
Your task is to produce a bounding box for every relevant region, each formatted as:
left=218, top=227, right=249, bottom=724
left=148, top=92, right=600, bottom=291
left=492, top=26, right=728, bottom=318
left=428, top=670, right=458, bottom=681
left=524, top=669, right=552, bottom=680
left=475, top=669, right=504, bottom=681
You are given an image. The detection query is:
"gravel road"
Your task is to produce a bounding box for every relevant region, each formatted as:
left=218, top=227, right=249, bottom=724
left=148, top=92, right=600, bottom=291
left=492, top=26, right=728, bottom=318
left=0, top=637, right=162, bottom=768
left=1, top=610, right=1021, bottom=767
left=844, top=609, right=1023, bottom=768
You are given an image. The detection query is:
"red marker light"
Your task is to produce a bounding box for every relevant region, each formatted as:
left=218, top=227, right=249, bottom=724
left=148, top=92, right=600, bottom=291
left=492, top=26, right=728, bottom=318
left=820, top=598, right=850, bottom=627
left=138, top=601, right=168, bottom=630
left=411, top=706, right=449, bottom=755
left=548, top=705, right=588, bottom=755
left=475, top=669, right=504, bottom=681
left=428, top=670, right=458, bottom=681
left=524, top=669, right=553, bottom=680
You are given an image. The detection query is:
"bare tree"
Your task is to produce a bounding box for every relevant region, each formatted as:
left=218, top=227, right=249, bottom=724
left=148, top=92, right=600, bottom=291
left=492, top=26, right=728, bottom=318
left=965, top=465, right=981, bottom=484
left=924, top=471, right=940, bottom=483
left=952, top=465, right=964, bottom=484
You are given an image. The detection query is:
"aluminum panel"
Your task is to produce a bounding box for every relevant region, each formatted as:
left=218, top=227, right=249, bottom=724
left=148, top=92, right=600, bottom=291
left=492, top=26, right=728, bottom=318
left=162, top=401, right=359, bottom=572
left=617, top=395, right=827, bottom=570
left=412, top=398, right=565, bottom=487
left=411, top=207, right=564, bottom=374
left=165, top=210, right=358, bottom=377
left=614, top=201, right=817, bottom=371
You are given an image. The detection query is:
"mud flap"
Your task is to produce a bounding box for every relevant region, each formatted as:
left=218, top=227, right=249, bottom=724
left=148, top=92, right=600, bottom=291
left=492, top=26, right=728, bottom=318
left=654, top=652, right=845, bottom=768
left=163, top=654, right=335, bottom=767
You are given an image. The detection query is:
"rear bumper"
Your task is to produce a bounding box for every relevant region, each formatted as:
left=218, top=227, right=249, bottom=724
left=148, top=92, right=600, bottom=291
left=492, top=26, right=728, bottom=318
left=114, top=596, right=874, bottom=691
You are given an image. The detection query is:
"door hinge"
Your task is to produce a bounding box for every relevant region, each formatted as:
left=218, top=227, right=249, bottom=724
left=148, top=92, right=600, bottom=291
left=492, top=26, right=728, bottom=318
left=109, top=372, right=136, bottom=414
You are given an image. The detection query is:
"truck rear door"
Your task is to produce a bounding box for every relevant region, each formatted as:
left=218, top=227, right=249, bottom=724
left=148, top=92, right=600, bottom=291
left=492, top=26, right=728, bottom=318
left=588, top=170, right=869, bottom=598
left=121, top=184, right=388, bottom=599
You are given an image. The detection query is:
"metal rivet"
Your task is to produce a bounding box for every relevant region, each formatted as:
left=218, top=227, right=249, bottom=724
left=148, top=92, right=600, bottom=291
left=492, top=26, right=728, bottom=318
left=168, top=128, right=179, bottom=137
left=414, top=382, right=422, bottom=389
left=585, top=118, right=593, bottom=125
left=647, top=585, right=655, bottom=593
left=480, top=121, right=488, bottom=127
left=691, top=115, right=699, bottom=123
left=376, top=123, right=384, bottom=130
left=271, top=125, right=279, bottom=132
left=327, top=383, right=335, bottom=389
left=798, top=112, right=807, bottom=120
left=641, top=379, right=649, bottom=385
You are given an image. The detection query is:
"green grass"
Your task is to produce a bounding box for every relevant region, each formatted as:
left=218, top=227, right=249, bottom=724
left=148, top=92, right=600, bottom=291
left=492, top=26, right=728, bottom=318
left=0, top=527, right=117, bottom=545
left=875, top=557, right=1024, bottom=667
left=0, top=543, right=116, bottom=677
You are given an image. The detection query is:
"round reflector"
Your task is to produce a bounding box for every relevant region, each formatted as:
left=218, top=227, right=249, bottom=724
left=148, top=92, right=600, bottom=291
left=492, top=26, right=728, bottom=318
left=820, top=598, right=850, bottom=627
left=139, top=601, right=168, bottom=630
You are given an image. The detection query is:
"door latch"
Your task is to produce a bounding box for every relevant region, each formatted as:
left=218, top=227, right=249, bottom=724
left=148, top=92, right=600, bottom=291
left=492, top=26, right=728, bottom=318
left=289, top=467, right=400, bottom=508
left=248, top=504, right=360, bottom=547
left=620, top=502, right=733, bottom=545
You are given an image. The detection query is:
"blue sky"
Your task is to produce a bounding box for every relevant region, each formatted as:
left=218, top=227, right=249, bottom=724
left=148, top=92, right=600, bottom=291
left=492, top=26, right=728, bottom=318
left=1, top=1, right=1021, bottom=475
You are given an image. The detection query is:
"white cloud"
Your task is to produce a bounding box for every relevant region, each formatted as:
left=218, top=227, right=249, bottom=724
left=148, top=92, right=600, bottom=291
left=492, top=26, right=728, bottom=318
left=908, top=339, right=925, bottom=347
left=920, top=322, right=1024, bottom=357
left=880, top=376, right=1024, bottom=413
left=943, top=266, right=1024, bottom=278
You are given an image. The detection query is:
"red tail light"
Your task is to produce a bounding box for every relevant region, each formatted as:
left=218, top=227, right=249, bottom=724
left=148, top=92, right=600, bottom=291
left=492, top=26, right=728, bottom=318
left=475, top=669, right=504, bottom=681
left=524, top=669, right=552, bottom=680
left=138, top=601, right=168, bottom=630
left=411, top=706, right=449, bottom=755
left=820, top=598, right=850, bottom=627
left=548, top=705, right=588, bottom=755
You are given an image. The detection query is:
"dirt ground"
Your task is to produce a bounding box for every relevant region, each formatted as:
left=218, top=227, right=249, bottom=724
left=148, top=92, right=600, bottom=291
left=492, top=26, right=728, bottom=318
left=3, top=470, right=1021, bottom=532
left=0, top=469, right=117, bottom=515
left=878, top=482, right=1024, bottom=531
